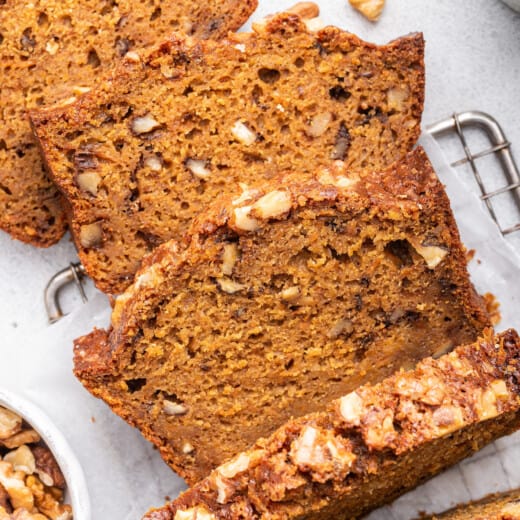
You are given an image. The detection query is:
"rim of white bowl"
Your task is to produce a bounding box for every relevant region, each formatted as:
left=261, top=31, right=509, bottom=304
left=0, top=388, right=91, bottom=520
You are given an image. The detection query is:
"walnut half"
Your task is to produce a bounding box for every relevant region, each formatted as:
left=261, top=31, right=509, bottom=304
left=349, top=0, right=385, bottom=21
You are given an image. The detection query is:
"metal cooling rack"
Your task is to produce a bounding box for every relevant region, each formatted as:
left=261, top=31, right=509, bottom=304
left=427, top=110, right=520, bottom=235
left=44, top=110, right=520, bottom=323
left=44, top=262, right=87, bottom=323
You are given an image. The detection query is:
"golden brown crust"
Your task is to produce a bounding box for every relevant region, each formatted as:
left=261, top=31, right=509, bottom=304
left=423, top=488, right=520, bottom=519
left=0, top=0, right=257, bottom=246
left=73, top=149, right=491, bottom=485
left=142, top=330, right=520, bottom=520
left=32, top=14, right=424, bottom=287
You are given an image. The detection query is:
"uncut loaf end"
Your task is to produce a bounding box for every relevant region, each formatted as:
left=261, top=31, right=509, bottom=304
left=73, top=148, right=490, bottom=485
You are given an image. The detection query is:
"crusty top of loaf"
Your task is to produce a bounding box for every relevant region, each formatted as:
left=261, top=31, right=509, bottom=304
left=424, top=488, right=520, bottom=519
left=0, top=0, right=257, bottom=246
left=142, top=329, right=520, bottom=520
left=31, top=13, right=424, bottom=288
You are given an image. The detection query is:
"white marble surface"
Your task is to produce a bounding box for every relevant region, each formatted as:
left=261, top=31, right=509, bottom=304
left=0, top=1, right=519, bottom=518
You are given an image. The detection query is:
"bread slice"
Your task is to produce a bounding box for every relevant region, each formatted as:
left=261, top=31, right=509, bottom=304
left=31, top=13, right=425, bottom=289
left=73, top=148, right=491, bottom=485
left=141, top=330, right=520, bottom=520
left=423, top=489, right=520, bottom=519
left=0, top=0, right=257, bottom=246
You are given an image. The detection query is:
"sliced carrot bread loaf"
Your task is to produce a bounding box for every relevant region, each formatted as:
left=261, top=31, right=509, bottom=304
left=31, top=12, right=425, bottom=291
left=73, top=148, right=490, bottom=485
left=0, top=0, right=257, bottom=246
left=142, top=330, right=520, bottom=520
left=424, top=489, right=520, bottom=519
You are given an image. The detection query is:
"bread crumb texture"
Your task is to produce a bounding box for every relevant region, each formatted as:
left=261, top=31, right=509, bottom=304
left=72, top=148, right=491, bottom=485
left=142, top=330, right=520, bottom=520
left=0, top=0, right=257, bottom=246
left=31, top=13, right=424, bottom=286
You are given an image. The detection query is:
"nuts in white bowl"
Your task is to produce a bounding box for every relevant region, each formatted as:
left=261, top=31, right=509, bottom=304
left=0, top=390, right=90, bottom=520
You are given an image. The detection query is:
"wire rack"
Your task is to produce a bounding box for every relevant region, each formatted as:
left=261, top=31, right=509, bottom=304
left=427, top=111, right=520, bottom=235
left=44, top=110, right=520, bottom=323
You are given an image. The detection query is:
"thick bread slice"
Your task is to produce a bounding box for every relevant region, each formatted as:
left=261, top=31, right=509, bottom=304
left=73, top=148, right=490, bottom=485
left=141, top=330, right=520, bottom=520
left=31, top=13, right=424, bottom=289
left=423, top=488, right=520, bottom=519
left=0, top=0, right=257, bottom=246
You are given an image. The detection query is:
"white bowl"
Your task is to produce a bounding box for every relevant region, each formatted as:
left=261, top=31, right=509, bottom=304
left=0, top=388, right=91, bottom=519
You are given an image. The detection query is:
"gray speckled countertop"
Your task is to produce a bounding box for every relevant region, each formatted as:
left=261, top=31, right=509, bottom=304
left=0, top=1, right=519, bottom=518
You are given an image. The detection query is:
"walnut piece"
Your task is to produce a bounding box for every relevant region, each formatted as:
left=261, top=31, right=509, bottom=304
left=3, top=446, right=35, bottom=475
left=186, top=159, right=211, bottom=179
left=286, top=2, right=320, bottom=19
left=213, top=472, right=233, bottom=504
left=221, top=243, right=239, bottom=276
left=327, top=318, right=353, bottom=339
left=77, top=172, right=101, bottom=196
left=252, top=190, right=292, bottom=219
left=432, top=405, right=465, bottom=436
left=232, top=183, right=260, bottom=206
left=339, top=392, right=364, bottom=426
left=11, top=510, right=48, bottom=520
left=387, top=86, right=409, bottom=111
left=280, top=286, right=300, bottom=302
left=163, top=400, right=188, bottom=416
left=144, top=156, right=163, bottom=172
left=182, top=442, right=194, bottom=454
left=364, top=409, right=397, bottom=450
left=233, top=206, right=260, bottom=232
left=174, top=507, right=216, bottom=520
left=0, top=408, right=22, bottom=441
left=132, top=114, right=161, bottom=135
left=411, top=241, right=448, bottom=269
left=218, top=453, right=250, bottom=479
left=26, top=475, right=72, bottom=520
left=306, top=112, right=332, bottom=137
left=231, top=121, right=256, bottom=146
left=45, top=40, right=59, bottom=55
left=317, top=169, right=358, bottom=189
left=212, top=453, right=251, bottom=504
left=32, top=447, right=66, bottom=489
left=216, top=278, right=246, bottom=294
left=0, top=483, right=9, bottom=511
left=289, top=426, right=356, bottom=481
left=79, top=222, right=103, bottom=248
left=125, top=51, right=141, bottom=63
left=303, top=17, right=326, bottom=32
left=349, top=0, right=385, bottom=21
left=0, top=462, right=33, bottom=511
left=72, top=86, right=91, bottom=96
left=1, top=430, right=40, bottom=450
